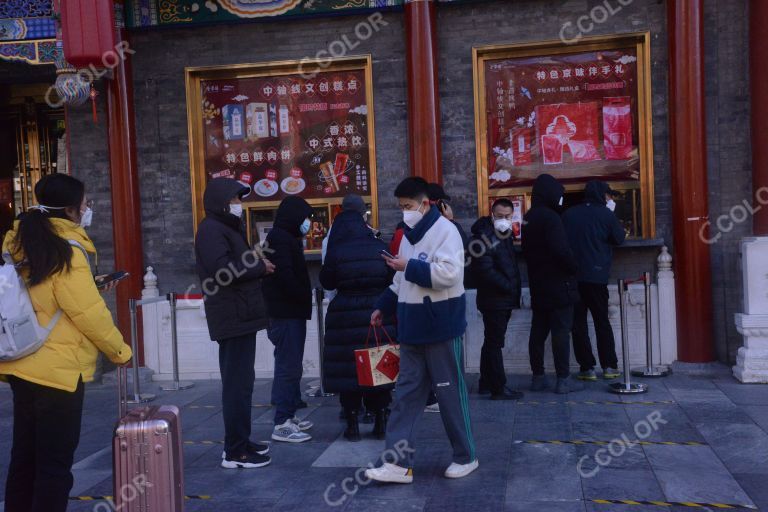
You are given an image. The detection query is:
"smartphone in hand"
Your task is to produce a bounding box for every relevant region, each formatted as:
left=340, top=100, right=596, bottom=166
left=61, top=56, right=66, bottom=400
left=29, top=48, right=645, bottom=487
left=95, top=271, right=130, bottom=290
left=380, top=249, right=395, bottom=259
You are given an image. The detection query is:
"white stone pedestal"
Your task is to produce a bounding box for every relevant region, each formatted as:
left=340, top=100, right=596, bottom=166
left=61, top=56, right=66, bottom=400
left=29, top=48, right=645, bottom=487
left=733, top=237, right=768, bottom=383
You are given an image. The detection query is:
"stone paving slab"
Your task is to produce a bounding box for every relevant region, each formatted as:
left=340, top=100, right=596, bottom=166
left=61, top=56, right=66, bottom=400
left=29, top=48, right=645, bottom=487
left=1, top=373, right=767, bottom=511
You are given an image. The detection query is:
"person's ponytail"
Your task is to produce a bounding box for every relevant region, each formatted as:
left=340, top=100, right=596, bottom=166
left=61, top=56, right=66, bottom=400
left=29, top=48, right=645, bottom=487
left=11, top=174, right=85, bottom=286
left=13, top=208, right=74, bottom=285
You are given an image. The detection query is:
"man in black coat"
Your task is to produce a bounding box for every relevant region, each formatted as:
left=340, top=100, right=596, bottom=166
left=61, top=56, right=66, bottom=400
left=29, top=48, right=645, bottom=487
left=522, top=174, right=583, bottom=394
left=563, top=181, right=626, bottom=381
left=262, top=196, right=315, bottom=443
left=195, top=178, right=275, bottom=469
left=470, top=198, right=524, bottom=401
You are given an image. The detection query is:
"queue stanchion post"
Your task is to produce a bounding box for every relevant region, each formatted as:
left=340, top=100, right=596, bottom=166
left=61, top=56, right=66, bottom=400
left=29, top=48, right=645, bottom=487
left=609, top=279, right=648, bottom=395
left=631, top=272, right=670, bottom=378
left=127, top=298, right=156, bottom=404
left=307, top=287, right=334, bottom=398
left=161, top=292, right=195, bottom=391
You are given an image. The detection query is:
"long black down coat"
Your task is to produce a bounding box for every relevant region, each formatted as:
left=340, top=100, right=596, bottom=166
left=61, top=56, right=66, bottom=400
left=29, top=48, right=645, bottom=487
left=521, top=174, right=580, bottom=311
left=319, top=210, right=396, bottom=393
left=195, top=178, right=268, bottom=341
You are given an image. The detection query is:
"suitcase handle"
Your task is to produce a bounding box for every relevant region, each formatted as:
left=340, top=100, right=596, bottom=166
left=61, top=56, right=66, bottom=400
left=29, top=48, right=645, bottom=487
left=118, top=364, right=129, bottom=419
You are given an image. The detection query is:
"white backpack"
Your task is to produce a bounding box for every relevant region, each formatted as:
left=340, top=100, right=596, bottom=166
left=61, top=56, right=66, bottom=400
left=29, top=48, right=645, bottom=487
left=0, top=240, right=89, bottom=361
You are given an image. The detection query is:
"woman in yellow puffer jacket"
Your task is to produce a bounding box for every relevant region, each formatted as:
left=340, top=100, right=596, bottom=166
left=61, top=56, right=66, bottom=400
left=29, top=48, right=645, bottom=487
left=1, top=174, right=132, bottom=512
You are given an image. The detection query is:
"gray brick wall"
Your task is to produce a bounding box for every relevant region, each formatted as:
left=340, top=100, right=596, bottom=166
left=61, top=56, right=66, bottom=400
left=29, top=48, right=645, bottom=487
left=703, top=0, right=751, bottom=363
left=56, top=0, right=751, bottom=363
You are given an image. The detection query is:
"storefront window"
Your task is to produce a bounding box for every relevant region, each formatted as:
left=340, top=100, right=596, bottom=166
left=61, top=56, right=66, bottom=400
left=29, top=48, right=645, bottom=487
left=185, top=55, right=379, bottom=252
left=472, top=33, right=655, bottom=238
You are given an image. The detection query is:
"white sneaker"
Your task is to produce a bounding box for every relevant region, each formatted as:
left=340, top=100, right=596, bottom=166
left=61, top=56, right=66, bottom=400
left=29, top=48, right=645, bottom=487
left=444, top=459, right=479, bottom=479
left=364, top=463, right=413, bottom=484
left=272, top=420, right=312, bottom=443
left=424, top=403, right=440, bottom=413
left=290, top=417, right=313, bottom=431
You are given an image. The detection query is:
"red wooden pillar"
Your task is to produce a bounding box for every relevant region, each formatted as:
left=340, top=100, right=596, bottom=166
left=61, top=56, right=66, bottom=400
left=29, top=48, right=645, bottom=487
left=668, top=0, right=715, bottom=362
left=106, top=33, right=145, bottom=363
left=405, top=0, right=442, bottom=184
left=751, top=0, right=768, bottom=236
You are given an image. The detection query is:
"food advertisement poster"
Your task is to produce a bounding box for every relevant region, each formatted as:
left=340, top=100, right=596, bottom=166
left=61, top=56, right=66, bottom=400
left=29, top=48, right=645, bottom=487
left=200, top=70, right=372, bottom=202
left=187, top=57, right=378, bottom=231
left=483, top=47, right=640, bottom=188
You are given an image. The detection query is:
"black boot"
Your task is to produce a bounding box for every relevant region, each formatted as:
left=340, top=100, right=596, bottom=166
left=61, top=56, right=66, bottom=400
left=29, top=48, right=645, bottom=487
left=372, top=409, right=389, bottom=440
left=344, top=410, right=361, bottom=442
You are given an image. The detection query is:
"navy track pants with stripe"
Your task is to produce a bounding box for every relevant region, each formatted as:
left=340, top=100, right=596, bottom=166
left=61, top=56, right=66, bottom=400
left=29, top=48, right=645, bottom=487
left=385, top=337, right=476, bottom=468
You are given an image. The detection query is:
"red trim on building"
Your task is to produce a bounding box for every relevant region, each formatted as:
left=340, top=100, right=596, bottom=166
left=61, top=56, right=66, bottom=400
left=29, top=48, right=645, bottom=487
left=106, top=36, right=146, bottom=364
left=405, top=0, right=442, bottom=184
left=668, top=0, right=715, bottom=362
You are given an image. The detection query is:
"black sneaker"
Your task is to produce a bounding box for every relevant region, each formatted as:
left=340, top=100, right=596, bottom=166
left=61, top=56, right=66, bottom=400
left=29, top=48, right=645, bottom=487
left=221, top=441, right=270, bottom=460
left=221, top=452, right=271, bottom=469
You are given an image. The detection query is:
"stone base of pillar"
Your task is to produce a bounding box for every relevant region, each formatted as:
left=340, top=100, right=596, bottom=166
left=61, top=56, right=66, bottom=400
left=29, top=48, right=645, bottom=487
left=733, top=314, right=768, bottom=383
left=733, top=237, right=768, bottom=383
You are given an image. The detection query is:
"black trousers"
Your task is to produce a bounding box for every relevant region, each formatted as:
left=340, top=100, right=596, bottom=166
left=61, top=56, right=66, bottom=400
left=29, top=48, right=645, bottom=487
left=218, top=333, right=257, bottom=457
left=5, top=376, right=84, bottom=512
left=572, top=282, right=619, bottom=371
left=339, top=389, right=391, bottom=413
left=479, top=309, right=512, bottom=394
left=529, top=306, right=574, bottom=378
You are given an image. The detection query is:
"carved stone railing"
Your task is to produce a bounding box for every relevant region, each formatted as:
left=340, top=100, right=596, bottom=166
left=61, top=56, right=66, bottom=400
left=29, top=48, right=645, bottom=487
left=141, top=247, right=678, bottom=380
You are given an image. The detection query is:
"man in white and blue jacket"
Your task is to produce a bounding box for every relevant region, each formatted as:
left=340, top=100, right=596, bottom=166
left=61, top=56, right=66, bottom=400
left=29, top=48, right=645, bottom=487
left=365, top=177, right=478, bottom=484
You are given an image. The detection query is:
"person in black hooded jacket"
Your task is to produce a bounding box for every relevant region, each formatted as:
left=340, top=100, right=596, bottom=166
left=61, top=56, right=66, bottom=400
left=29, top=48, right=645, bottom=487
left=563, top=181, right=625, bottom=381
left=470, top=198, right=523, bottom=400
left=320, top=196, right=396, bottom=441
left=522, top=174, right=582, bottom=394
left=195, top=178, right=275, bottom=469
left=262, top=196, right=315, bottom=443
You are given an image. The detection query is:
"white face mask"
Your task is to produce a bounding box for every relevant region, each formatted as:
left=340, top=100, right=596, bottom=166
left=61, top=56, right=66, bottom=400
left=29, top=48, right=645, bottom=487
left=493, top=218, right=512, bottom=233
left=229, top=203, right=243, bottom=218
left=558, top=196, right=564, bottom=207
left=80, top=207, right=93, bottom=228
left=300, top=218, right=311, bottom=235
left=402, top=202, right=426, bottom=229
left=606, top=199, right=617, bottom=212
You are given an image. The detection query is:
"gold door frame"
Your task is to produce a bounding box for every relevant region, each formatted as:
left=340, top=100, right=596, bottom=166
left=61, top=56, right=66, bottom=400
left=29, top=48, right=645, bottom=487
left=472, top=32, right=656, bottom=238
left=185, top=55, right=379, bottom=233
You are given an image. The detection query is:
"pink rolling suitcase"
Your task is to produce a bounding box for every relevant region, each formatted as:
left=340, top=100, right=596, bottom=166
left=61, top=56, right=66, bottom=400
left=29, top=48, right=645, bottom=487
left=113, top=366, right=185, bottom=511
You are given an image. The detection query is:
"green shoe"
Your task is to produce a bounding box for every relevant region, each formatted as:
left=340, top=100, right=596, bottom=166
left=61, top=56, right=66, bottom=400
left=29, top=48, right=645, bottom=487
left=603, top=368, right=621, bottom=380
left=576, top=369, right=597, bottom=381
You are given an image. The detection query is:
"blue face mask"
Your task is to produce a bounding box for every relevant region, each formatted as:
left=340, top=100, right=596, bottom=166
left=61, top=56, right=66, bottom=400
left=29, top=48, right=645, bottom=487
left=300, top=218, right=311, bottom=235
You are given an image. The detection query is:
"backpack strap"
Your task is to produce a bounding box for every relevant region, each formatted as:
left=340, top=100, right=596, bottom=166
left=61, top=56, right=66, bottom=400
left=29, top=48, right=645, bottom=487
left=68, top=240, right=91, bottom=267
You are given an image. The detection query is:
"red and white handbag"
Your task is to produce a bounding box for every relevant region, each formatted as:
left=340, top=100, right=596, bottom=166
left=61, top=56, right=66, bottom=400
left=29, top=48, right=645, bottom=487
left=355, top=325, right=400, bottom=387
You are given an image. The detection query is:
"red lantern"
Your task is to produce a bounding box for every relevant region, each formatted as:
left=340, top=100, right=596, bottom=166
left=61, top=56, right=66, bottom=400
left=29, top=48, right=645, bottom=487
left=60, top=0, right=118, bottom=69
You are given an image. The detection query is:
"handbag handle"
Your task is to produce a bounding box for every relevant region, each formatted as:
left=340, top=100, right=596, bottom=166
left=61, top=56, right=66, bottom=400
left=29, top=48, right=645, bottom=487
left=365, top=324, right=395, bottom=349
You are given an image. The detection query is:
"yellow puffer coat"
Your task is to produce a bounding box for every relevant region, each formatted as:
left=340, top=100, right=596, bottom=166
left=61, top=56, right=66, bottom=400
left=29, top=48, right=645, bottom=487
left=0, top=218, right=132, bottom=392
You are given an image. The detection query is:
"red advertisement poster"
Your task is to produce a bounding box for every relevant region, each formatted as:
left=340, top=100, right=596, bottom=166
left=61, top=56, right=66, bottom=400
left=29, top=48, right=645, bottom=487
left=484, top=48, right=640, bottom=187
left=200, top=70, right=371, bottom=202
